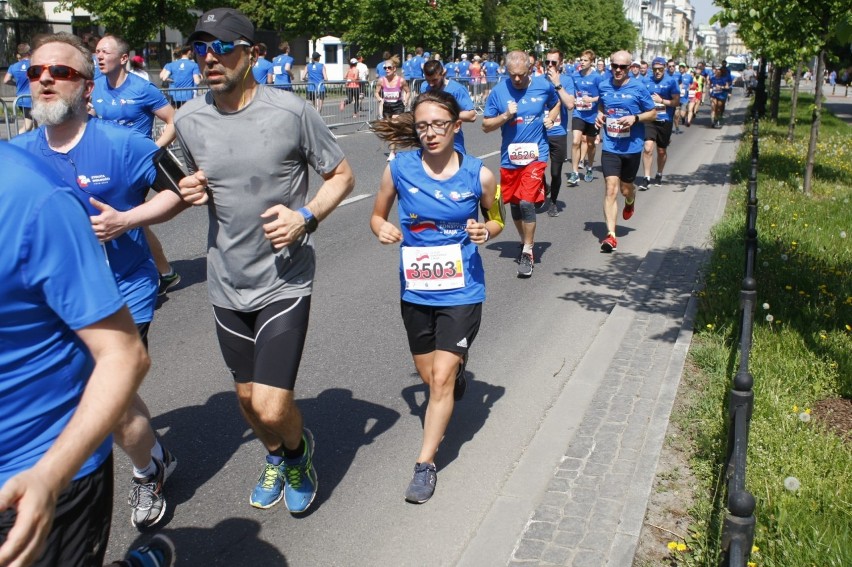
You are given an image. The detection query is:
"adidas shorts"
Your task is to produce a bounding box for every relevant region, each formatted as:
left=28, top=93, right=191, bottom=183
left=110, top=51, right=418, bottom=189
left=400, top=300, right=482, bottom=356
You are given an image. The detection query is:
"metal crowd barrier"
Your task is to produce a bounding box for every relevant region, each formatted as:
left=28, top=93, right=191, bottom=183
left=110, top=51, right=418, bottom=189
left=0, top=98, right=12, bottom=140
left=4, top=75, right=517, bottom=142
left=720, top=105, right=760, bottom=567
left=0, top=95, right=34, bottom=139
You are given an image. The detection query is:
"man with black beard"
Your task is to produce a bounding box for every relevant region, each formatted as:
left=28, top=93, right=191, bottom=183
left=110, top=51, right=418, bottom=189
left=175, top=8, right=354, bottom=514
left=11, top=32, right=188, bottom=531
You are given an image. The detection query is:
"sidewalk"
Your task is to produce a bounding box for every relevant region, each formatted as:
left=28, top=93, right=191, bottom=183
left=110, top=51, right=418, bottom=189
left=459, top=100, right=745, bottom=566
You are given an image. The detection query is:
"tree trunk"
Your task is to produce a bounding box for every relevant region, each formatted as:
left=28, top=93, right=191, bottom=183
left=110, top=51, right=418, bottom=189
left=803, top=50, right=825, bottom=195
left=787, top=62, right=803, bottom=142
left=770, top=65, right=782, bottom=120
left=754, top=57, right=767, bottom=118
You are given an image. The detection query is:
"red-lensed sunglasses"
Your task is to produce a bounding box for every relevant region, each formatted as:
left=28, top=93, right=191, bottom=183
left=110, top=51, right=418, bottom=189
left=26, top=64, right=91, bottom=81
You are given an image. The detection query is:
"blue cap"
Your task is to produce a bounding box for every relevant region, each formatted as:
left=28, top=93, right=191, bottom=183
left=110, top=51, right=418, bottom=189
left=424, top=51, right=431, bottom=57
left=652, top=56, right=667, bottom=67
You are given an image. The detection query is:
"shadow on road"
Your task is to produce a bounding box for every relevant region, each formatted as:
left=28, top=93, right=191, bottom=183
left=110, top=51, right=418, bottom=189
left=118, top=518, right=287, bottom=566
left=554, top=245, right=706, bottom=325
left=155, top=256, right=207, bottom=310
left=150, top=391, right=253, bottom=509
left=401, top=374, right=506, bottom=471
left=295, top=388, right=400, bottom=515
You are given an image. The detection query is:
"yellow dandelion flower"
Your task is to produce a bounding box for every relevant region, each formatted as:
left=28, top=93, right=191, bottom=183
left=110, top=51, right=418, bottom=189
left=752, top=545, right=760, bottom=553
left=793, top=405, right=799, bottom=412
left=846, top=324, right=851, bottom=331
left=785, top=285, right=793, bottom=291
left=805, top=408, right=811, bottom=414
left=706, top=323, right=715, bottom=330
left=677, top=543, right=687, bottom=552
left=667, top=541, right=678, bottom=550
left=748, top=562, right=757, bottom=567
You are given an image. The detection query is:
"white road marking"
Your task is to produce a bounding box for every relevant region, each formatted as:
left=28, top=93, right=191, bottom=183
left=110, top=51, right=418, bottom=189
left=340, top=193, right=373, bottom=207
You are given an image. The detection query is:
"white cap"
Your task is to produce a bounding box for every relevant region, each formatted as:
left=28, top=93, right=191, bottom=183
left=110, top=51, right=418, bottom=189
left=473, top=55, right=481, bottom=61
left=350, top=58, right=357, bottom=64
left=461, top=53, right=468, bottom=59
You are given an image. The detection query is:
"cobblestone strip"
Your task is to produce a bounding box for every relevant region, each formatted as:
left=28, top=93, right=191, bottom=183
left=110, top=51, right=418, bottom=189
left=507, top=180, right=729, bottom=567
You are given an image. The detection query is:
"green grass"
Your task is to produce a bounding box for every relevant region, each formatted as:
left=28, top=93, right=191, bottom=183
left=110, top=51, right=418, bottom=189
left=671, top=92, right=852, bottom=566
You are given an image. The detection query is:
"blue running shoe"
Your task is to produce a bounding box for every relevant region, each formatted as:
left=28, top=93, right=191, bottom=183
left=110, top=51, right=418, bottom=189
left=283, top=428, right=318, bottom=514
left=405, top=462, right=437, bottom=503
left=123, top=534, right=175, bottom=567
left=250, top=455, right=285, bottom=509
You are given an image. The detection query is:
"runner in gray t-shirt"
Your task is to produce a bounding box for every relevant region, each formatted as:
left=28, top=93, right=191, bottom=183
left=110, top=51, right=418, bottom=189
left=175, top=8, right=354, bottom=514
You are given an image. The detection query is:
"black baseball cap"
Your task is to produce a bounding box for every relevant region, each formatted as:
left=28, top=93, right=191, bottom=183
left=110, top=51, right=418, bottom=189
left=188, top=8, right=255, bottom=44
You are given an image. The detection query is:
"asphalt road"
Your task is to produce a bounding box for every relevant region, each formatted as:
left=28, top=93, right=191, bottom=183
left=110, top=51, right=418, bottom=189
left=104, top=97, right=742, bottom=566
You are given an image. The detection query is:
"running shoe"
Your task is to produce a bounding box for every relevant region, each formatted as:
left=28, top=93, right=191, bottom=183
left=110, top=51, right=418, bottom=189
left=122, top=534, right=176, bottom=567
left=637, top=177, right=650, bottom=191
left=129, top=451, right=175, bottom=529
left=600, top=234, right=618, bottom=253
left=547, top=202, right=560, bottom=217
left=567, top=171, right=580, bottom=186
left=584, top=168, right=594, bottom=183
left=654, top=173, right=663, bottom=187
left=623, top=198, right=635, bottom=220
left=157, top=272, right=181, bottom=296
left=454, top=352, right=468, bottom=401
left=250, top=455, right=285, bottom=509
left=517, top=252, right=534, bottom=278
left=283, top=428, right=318, bottom=514
left=404, top=462, right=437, bottom=504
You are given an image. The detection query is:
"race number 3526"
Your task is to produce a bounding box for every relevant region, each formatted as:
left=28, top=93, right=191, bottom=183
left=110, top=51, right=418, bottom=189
left=402, top=244, right=466, bottom=290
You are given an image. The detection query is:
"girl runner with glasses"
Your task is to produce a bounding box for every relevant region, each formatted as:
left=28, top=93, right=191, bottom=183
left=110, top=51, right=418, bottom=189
left=370, top=90, right=504, bottom=504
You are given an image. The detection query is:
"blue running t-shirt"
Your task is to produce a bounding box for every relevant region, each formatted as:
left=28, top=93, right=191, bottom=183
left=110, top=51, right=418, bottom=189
left=391, top=150, right=486, bottom=306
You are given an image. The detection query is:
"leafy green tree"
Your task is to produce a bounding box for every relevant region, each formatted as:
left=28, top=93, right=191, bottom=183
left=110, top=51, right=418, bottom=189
left=496, top=0, right=636, bottom=58
left=56, top=0, right=197, bottom=63
left=344, top=0, right=480, bottom=56
left=237, top=0, right=356, bottom=39
left=713, top=0, right=852, bottom=194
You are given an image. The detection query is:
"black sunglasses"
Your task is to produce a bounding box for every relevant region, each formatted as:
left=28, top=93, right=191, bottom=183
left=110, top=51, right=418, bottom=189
left=545, top=60, right=560, bottom=67
left=610, top=63, right=629, bottom=71
left=26, top=64, right=91, bottom=81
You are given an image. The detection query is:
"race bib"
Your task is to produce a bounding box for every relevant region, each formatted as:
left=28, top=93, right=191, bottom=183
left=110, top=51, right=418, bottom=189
left=273, top=65, right=282, bottom=75
left=385, top=90, right=400, bottom=102
left=508, top=142, right=539, bottom=166
left=688, top=90, right=696, bottom=100
left=655, top=101, right=667, bottom=120
left=605, top=117, right=631, bottom=138
left=402, top=245, right=465, bottom=290
left=576, top=93, right=593, bottom=110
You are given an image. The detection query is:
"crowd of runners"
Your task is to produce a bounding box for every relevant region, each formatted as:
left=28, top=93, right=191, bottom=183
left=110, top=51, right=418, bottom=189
left=1, top=6, right=738, bottom=566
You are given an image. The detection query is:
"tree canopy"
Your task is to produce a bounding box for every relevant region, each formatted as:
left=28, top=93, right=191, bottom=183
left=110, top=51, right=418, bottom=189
left=55, top=0, right=637, bottom=60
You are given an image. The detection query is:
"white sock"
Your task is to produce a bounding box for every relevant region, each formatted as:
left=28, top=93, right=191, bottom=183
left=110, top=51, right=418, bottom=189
left=522, top=243, right=534, bottom=255
left=133, top=459, right=158, bottom=479
left=151, top=439, right=164, bottom=462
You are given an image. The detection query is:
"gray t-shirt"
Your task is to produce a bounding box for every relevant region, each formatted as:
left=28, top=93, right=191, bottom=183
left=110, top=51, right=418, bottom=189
left=174, top=86, right=345, bottom=311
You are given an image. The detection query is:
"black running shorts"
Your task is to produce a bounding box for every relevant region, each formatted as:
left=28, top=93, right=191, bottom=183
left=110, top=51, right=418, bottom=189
left=213, top=296, right=311, bottom=390
left=572, top=117, right=600, bottom=137
left=401, top=300, right=482, bottom=356
left=0, top=454, right=113, bottom=567
left=644, top=120, right=674, bottom=148
left=601, top=151, right=642, bottom=184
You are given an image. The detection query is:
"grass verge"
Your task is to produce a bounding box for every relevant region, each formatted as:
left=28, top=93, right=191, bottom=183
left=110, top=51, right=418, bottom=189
left=666, top=92, right=852, bottom=566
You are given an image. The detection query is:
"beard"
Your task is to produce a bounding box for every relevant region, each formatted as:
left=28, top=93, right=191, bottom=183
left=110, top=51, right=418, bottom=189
left=203, top=59, right=251, bottom=95
left=31, top=85, right=85, bottom=126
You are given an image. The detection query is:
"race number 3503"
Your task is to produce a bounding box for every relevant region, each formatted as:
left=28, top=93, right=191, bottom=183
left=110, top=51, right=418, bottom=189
left=402, top=244, right=466, bottom=290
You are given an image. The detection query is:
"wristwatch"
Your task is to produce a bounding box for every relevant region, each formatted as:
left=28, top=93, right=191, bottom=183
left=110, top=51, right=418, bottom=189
left=298, top=207, right=318, bottom=234
left=554, top=84, right=563, bottom=91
